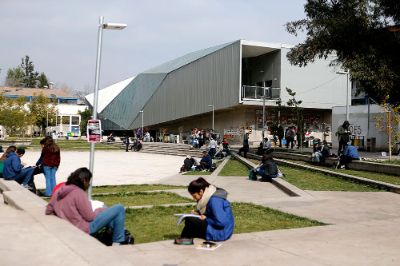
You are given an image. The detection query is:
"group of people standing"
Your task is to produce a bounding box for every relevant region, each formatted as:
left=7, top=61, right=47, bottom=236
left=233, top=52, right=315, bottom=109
left=189, top=128, right=216, bottom=149
left=0, top=136, right=60, bottom=197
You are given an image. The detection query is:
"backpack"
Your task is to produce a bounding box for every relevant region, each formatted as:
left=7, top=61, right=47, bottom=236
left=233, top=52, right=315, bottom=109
left=248, top=169, right=257, bottom=181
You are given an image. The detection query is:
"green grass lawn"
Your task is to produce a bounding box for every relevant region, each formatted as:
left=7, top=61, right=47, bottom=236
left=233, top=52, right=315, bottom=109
left=218, top=159, right=249, bottom=176
left=125, top=203, right=324, bottom=244
left=27, top=138, right=120, bottom=151
left=279, top=165, right=380, bottom=191
left=183, top=170, right=211, bottom=175
left=247, top=158, right=380, bottom=191
left=93, top=191, right=193, bottom=207
left=92, top=184, right=186, bottom=194
left=284, top=160, right=400, bottom=186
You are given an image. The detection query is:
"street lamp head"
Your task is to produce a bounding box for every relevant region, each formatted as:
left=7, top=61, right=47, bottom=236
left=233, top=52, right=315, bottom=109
left=102, top=23, right=127, bottom=30
left=336, top=71, right=349, bottom=75
left=208, top=104, right=214, bottom=107
left=139, top=110, right=144, bottom=113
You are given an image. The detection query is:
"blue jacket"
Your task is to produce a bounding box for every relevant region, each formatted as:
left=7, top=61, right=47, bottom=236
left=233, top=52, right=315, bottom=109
left=205, top=195, right=234, bottom=241
left=200, top=154, right=212, bottom=169
left=3, top=152, right=23, bottom=180
left=343, top=145, right=360, bottom=159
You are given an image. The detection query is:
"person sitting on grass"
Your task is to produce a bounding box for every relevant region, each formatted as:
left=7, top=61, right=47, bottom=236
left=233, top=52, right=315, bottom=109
left=196, top=150, right=212, bottom=171
left=45, top=167, right=131, bottom=246
left=176, top=177, right=234, bottom=243
left=180, top=155, right=197, bottom=173
left=2, top=146, right=34, bottom=189
left=253, top=153, right=279, bottom=182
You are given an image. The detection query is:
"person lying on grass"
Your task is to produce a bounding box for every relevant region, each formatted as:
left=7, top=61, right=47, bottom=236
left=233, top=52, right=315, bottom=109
left=45, top=167, right=131, bottom=246
left=176, top=177, right=234, bottom=243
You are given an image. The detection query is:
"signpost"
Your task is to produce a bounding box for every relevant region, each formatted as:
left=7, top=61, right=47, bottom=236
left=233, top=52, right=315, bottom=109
left=87, top=119, right=102, bottom=143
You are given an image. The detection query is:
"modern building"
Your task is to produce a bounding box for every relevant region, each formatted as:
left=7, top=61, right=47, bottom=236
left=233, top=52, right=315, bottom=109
left=87, top=40, right=348, bottom=144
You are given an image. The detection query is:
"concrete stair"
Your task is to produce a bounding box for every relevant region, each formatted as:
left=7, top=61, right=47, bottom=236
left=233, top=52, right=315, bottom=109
left=139, top=142, right=203, bottom=157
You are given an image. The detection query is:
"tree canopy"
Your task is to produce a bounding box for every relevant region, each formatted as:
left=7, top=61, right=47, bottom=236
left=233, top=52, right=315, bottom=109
left=5, top=55, right=49, bottom=88
left=286, top=0, right=400, bottom=103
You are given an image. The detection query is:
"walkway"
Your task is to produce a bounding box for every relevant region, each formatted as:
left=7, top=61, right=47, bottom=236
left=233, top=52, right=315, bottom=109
left=2, top=151, right=400, bottom=265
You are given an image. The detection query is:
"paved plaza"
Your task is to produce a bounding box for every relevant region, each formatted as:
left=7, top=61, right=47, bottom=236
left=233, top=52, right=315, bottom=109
left=2, top=151, right=400, bottom=265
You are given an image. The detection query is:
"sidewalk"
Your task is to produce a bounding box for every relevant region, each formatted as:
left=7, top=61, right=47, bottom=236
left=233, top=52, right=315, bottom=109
left=2, top=151, right=400, bottom=265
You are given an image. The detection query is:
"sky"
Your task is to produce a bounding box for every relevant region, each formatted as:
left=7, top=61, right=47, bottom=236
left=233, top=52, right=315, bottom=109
left=0, top=0, right=307, bottom=92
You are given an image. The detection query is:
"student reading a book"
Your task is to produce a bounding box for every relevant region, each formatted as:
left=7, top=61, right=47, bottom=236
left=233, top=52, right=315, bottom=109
left=45, top=167, right=132, bottom=246
left=177, top=177, right=234, bottom=242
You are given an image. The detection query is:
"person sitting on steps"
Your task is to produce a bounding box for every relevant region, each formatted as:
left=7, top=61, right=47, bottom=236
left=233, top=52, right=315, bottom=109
left=2, top=146, right=35, bottom=190
left=45, top=167, right=133, bottom=246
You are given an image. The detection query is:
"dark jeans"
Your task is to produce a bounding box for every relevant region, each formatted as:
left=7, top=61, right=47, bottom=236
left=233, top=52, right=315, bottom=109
left=338, top=140, right=348, bottom=155
left=338, top=155, right=353, bottom=169
left=238, top=145, right=249, bottom=158
left=180, top=217, right=207, bottom=239
left=5, top=167, right=34, bottom=186
left=208, top=148, right=216, bottom=158
left=286, top=137, right=294, bottom=149
left=278, top=136, right=283, bottom=147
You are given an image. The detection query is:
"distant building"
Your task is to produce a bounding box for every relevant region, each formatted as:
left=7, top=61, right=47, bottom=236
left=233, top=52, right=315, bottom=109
left=86, top=40, right=348, bottom=144
left=0, top=86, right=88, bottom=137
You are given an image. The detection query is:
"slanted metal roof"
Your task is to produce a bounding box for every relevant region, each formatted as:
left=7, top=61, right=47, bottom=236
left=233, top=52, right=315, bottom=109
left=98, top=41, right=237, bottom=129
left=85, top=76, right=134, bottom=113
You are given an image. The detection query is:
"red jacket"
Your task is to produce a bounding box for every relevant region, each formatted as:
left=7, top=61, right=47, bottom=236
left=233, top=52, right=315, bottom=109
left=41, top=147, right=60, bottom=167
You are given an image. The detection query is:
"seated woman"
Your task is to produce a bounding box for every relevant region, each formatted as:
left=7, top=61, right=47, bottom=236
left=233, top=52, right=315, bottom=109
left=312, top=140, right=331, bottom=164
left=337, top=142, right=360, bottom=169
left=180, top=155, right=197, bottom=173
left=177, top=177, right=234, bottom=242
left=45, top=167, right=130, bottom=246
left=254, top=153, right=279, bottom=182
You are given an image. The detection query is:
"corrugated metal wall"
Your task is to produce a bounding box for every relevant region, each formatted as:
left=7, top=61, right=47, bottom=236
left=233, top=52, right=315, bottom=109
left=130, top=41, right=241, bottom=128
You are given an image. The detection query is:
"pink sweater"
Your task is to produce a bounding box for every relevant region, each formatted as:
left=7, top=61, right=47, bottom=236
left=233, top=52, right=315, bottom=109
left=45, top=184, right=104, bottom=233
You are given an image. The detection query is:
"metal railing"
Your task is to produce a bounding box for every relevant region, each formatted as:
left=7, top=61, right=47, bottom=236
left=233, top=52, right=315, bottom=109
left=241, top=85, right=280, bottom=100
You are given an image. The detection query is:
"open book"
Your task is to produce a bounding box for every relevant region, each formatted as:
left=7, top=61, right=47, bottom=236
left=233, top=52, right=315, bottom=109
left=174, top=213, right=201, bottom=225
left=196, top=241, right=222, bottom=251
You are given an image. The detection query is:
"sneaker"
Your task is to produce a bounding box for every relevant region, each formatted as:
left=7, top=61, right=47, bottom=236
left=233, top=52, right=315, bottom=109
left=174, top=238, right=194, bottom=245
left=22, top=184, right=33, bottom=190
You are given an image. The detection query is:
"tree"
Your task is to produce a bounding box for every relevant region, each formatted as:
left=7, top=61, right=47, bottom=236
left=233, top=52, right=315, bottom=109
left=5, top=67, right=24, bottom=87
left=286, top=0, right=400, bottom=103
left=37, top=72, right=49, bottom=88
left=0, top=96, right=32, bottom=136
left=79, top=108, right=92, bottom=136
left=28, top=93, right=56, bottom=135
left=20, top=55, right=39, bottom=88
left=374, top=96, right=400, bottom=158
left=286, top=87, right=304, bottom=149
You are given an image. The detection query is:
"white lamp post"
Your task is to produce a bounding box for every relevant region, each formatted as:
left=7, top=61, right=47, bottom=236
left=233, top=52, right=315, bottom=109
left=139, top=110, right=144, bottom=138
left=88, top=16, right=126, bottom=198
left=208, top=104, right=215, bottom=130
left=336, top=70, right=350, bottom=121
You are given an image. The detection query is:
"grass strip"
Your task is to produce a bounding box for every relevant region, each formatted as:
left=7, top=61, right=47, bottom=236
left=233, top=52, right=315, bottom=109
left=27, top=138, right=120, bottom=151
left=284, top=159, right=400, bottom=186
left=125, top=203, right=324, bottom=244
left=93, top=191, right=192, bottom=207
left=278, top=165, right=380, bottom=191
left=218, top=158, right=249, bottom=176
left=92, top=184, right=186, bottom=194
left=248, top=158, right=380, bottom=191
left=183, top=171, right=211, bottom=175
